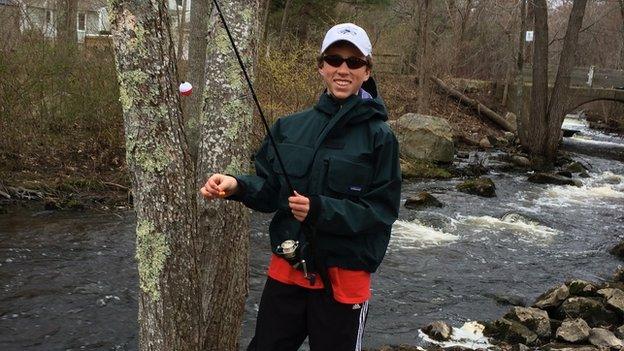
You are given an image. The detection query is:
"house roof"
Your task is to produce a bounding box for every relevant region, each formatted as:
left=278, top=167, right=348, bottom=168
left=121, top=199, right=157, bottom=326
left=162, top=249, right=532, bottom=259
left=21, top=0, right=107, bottom=12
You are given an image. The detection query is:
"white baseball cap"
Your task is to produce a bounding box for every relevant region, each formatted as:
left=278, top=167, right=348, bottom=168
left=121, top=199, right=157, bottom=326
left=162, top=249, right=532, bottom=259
left=320, top=23, right=372, bottom=57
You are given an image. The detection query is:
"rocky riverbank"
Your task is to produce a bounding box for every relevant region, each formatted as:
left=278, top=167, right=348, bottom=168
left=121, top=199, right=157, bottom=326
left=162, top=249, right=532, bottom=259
left=365, top=266, right=624, bottom=351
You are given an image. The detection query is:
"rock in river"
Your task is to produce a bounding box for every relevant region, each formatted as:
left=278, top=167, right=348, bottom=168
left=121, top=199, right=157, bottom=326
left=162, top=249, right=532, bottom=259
left=404, top=192, right=444, bottom=210
left=456, top=177, right=496, bottom=197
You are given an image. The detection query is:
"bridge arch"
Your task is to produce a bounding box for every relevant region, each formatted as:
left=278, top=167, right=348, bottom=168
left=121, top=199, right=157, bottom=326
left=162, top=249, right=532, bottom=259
left=565, top=96, right=624, bottom=115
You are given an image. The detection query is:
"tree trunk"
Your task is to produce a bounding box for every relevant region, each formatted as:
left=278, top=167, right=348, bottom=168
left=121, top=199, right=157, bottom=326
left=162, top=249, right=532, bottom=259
left=185, top=0, right=215, bottom=157
left=543, top=0, right=588, bottom=160
left=525, top=0, right=549, bottom=158
left=196, top=0, right=257, bottom=349
left=176, top=0, right=188, bottom=60
left=431, top=76, right=515, bottom=132
left=260, top=0, right=272, bottom=44
left=279, top=0, right=292, bottom=43
left=108, top=1, right=200, bottom=349
left=416, top=0, right=431, bottom=114
left=56, top=0, right=77, bottom=45
left=108, top=0, right=257, bottom=349
left=618, top=0, right=624, bottom=69
left=515, top=0, right=527, bottom=144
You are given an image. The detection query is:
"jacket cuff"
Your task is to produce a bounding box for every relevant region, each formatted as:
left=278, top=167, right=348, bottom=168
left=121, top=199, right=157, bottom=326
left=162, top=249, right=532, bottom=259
left=225, top=174, right=246, bottom=201
left=304, top=195, right=321, bottom=225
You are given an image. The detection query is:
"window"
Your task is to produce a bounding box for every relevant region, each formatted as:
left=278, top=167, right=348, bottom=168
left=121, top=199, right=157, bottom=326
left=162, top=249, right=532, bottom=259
left=77, top=12, right=85, bottom=31
left=45, top=10, right=52, bottom=25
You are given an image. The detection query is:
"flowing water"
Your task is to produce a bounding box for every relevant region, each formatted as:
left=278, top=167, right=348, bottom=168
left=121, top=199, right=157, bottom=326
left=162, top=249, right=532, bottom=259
left=1, top=114, right=623, bottom=350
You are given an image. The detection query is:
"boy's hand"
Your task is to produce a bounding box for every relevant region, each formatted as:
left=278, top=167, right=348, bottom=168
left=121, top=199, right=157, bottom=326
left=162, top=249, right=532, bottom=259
left=289, top=191, right=309, bottom=222
left=200, top=174, right=238, bottom=199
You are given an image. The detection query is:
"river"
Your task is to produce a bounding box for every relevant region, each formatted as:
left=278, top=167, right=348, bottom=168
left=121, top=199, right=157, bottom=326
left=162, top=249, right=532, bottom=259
left=1, top=114, right=623, bottom=350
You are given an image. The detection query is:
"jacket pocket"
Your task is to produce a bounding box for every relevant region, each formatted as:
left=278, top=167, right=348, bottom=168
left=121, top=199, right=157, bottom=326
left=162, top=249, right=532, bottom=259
left=326, top=157, right=372, bottom=197
left=268, top=143, right=314, bottom=177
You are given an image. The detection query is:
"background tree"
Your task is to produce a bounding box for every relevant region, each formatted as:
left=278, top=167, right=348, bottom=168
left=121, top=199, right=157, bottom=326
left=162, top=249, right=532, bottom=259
left=522, top=0, right=588, bottom=165
left=107, top=0, right=257, bottom=349
left=416, top=0, right=431, bottom=114
left=56, top=0, right=77, bottom=45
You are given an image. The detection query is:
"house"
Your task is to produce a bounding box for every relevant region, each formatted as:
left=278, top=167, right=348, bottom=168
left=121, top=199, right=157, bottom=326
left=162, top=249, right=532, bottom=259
left=0, top=0, right=110, bottom=42
left=1, top=0, right=190, bottom=54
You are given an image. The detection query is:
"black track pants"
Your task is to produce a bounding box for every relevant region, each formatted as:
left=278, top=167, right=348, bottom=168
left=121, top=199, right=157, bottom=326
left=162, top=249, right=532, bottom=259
left=247, top=277, right=370, bottom=351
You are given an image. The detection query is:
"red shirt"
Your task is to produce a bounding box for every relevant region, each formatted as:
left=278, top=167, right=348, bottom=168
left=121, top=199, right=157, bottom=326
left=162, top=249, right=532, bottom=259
left=267, top=254, right=371, bottom=304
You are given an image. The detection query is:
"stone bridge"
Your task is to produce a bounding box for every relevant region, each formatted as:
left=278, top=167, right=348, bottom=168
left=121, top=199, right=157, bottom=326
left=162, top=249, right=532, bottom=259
left=501, top=66, right=624, bottom=119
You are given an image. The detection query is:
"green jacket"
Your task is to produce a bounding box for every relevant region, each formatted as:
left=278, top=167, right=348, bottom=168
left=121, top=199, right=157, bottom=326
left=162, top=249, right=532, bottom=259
left=230, top=78, right=401, bottom=273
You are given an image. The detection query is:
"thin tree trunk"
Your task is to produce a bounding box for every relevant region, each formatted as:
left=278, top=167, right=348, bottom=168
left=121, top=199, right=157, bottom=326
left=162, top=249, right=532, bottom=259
left=417, top=0, right=431, bottom=114
left=260, top=0, right=271, bottom=44
left=516, top=0, right=527, bottom=145
left=186, top=0, right=215, bottom=158
left=544, top=0, right=588, bottom=160
left=618, top=0, right=624, bottom=69
left=527, top=0, right=549, bottom=158
left=176, top=0, right=188, bottom=60
left=196, top=0, right=257, bottom=349
left=108, top=0, right=201, bottom=350
left=57, top=0, right=77, bottom=45
left=278, top=0, right=292, bottom=43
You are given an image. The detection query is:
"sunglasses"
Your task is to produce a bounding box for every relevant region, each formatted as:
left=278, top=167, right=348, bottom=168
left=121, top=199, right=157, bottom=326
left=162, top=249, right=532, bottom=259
left=322, top=55, right=369, bottom=69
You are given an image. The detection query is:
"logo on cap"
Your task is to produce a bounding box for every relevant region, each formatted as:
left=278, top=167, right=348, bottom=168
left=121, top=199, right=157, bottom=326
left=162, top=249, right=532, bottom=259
left=339, top=28, right=356, bottom=36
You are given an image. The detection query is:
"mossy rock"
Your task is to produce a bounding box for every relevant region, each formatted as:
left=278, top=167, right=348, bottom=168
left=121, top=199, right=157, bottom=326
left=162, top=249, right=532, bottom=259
left=564, top=162, right=587, bottom=174
left=401, top=159, right=452, bottom=180
left=456, top=177, right=496, bottom=197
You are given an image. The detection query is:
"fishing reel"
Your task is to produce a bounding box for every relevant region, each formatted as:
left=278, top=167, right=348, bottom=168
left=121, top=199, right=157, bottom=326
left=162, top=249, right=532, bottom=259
left=276, top=240, right=316, bottom=285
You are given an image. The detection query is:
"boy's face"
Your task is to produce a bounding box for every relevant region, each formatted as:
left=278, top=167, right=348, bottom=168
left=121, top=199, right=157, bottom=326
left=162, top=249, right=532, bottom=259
left=318, top=43, right=371, bottom=100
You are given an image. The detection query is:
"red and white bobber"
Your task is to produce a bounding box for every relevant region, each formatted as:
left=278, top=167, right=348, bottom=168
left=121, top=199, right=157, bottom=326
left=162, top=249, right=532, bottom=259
left=179, top=81, right=193, bottom=96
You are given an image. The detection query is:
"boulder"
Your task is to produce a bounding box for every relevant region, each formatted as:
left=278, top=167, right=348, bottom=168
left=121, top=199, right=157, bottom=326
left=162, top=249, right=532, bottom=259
left=456, top=177, right=496, bottom=197
left=588, top=328, right=624, bottom=349
left=495, top=137, right=509, bottom=147
left=556, top=171, right=573, bottom=178
left=597, top=288, right=624, bottom=314
left=555, top=318, right=591, bottom=343
left=610, top=241, right=624, bottom=260
left=568, top=280, right=598, bottom=297
left=555, top=297, right=619, bottom=327
left=394, top=113, right=454, bottom=163
left=614, top=267, right=624, bottom=283
left=510, top=155, right=531, bottom=168
left=503, top=306, right=551, bottom=339
left=540, top=343, right=600, bottom=351
left=534, top=284, right=570, bottom=310
left=564, top=162, right=587, bottom=174
left=479, top=137, right=493, bottom=149
left=404, top=192, right=444, bottom=210
left=504, top=112, right=518, bottom=132
left=422, top=320, right=453, bottom=341
left=579, top=171, right=590, bottom=178
left=484, top=318, right=539, bottom=345
left=504, top=131, right=517, bottom=143
left=528, top=173, right=581, bottom=187
left=400, top=159, right=452, bottom=179
left=615, top=324, right=624, bottom=339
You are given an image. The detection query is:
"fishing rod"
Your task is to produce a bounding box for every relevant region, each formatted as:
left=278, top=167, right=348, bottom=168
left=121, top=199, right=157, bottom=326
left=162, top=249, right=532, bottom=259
left=210, top=0, right=294, bottom=195
left=210, top=0, right=332, bottom=295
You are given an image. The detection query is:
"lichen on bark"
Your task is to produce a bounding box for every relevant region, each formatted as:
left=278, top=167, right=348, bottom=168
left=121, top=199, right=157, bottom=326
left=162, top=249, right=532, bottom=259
left=135, top=219, right=170, bottom=301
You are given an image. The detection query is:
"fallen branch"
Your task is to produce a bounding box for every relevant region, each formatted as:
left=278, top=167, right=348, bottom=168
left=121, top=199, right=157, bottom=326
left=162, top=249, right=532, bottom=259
left=431, top=76, right=515, bottom=132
